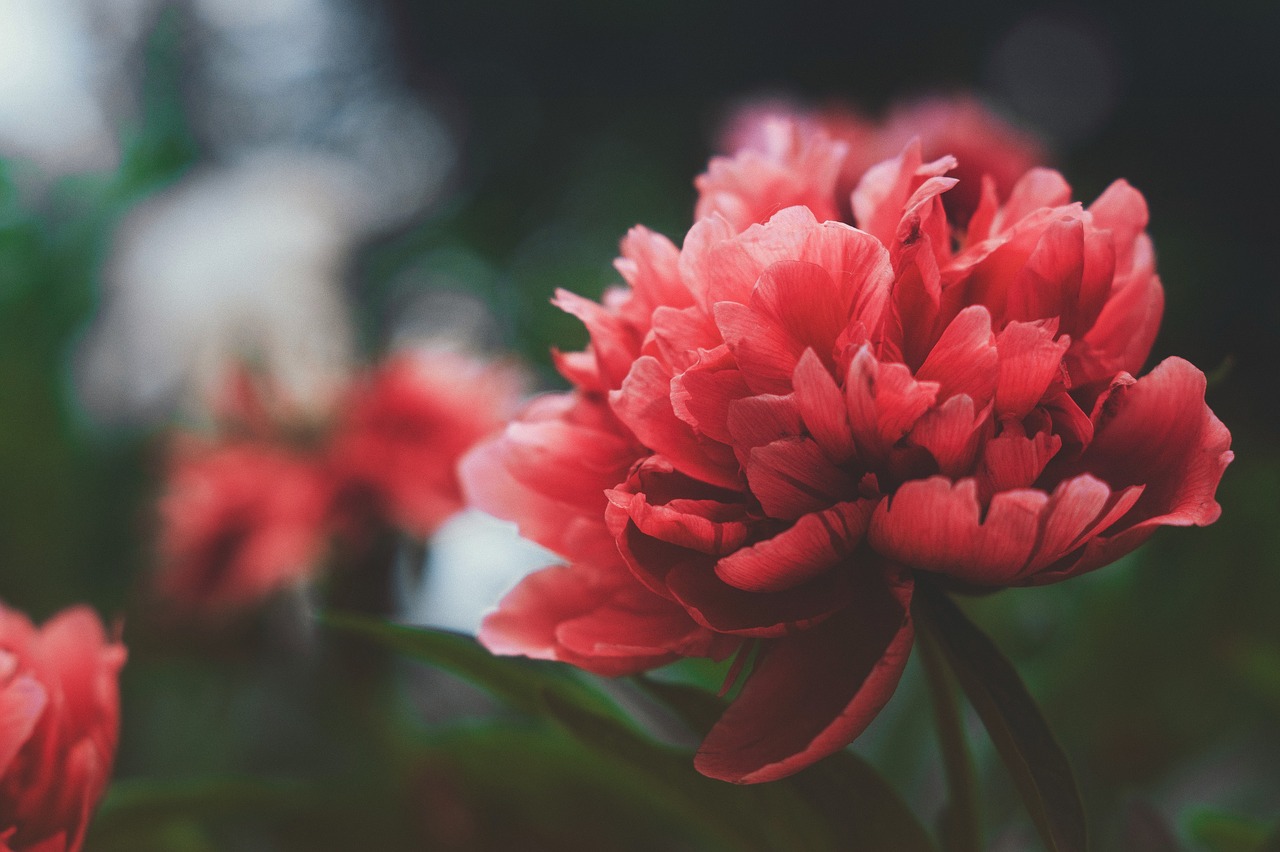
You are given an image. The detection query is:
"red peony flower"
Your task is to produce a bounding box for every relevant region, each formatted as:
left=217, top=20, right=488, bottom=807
left=327, top=351, right=524, bottom=538
left=157, top=440, right=335, bottom=613
left=0, top=604, right=125, bottom=852
left=464, top=129, right=1231, bottom=783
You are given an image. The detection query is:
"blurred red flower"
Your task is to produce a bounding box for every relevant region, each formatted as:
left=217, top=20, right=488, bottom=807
left=328, top=351, right=525, bottom=538
left=0, top=605, right=125, bottom=852
left=157, top=440, right=336, bottom=613
left=156, top=350, right=522, bottom=615
left=465, top=127, right=1230, bottom=783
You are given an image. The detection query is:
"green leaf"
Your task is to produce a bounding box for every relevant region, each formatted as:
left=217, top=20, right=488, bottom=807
left=320, top=611, right=625, bottom=722
left=88, top=777, right=315, bottom=844
left=917, top=623, right=983, bottom=852
left=916, top=587, right=1087, bottom=852
left=635, top=676, right=938, bottom=852
left=1187, top=809, right=1276, bottom=852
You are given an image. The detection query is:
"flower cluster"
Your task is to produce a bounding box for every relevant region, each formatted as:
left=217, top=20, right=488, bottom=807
left=465, top=121, right=1231, bottom=782
left=157, top=350, right=524, bottom=615
left=0, top=605, right=124, bottom=852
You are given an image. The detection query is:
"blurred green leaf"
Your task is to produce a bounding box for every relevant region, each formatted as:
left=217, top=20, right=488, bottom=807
left=320, top=612, right=626, bottom=722
left=1187, top=809, right=1277, bottom=852
left=917, top=587, right=1087, bottom=852
left=89, top=777, right=316, bottom=845
left=918, top=624, right=982, bottom=852
left=634, top=676, right=938, bottom=852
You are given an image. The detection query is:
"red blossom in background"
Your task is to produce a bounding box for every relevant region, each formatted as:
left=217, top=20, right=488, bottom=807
left=717, top=93, right=1046, bottom=224
left=155, top=350, right=523, bottom=615
left=157, top=440, right=335, bottom=613
left=465, top=120, right=1230, bottom=783
left=328, top=352, right=526, bottom=538
left=0, top=604, right=125, bottom=852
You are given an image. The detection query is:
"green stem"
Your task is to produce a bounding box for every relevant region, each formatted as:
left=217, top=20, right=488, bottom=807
left=917, top=615, right=983, bottom=852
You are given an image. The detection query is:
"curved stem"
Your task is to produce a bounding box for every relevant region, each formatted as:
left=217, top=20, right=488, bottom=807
left=917, top=616, right=983, bottom=852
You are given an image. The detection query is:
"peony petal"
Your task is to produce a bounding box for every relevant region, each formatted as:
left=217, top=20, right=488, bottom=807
left=694, top=571, right=913, bottom=783
left=994, top=319, right=1070, bottom=418
left=1023, top=475, right=1144, bottom=576
left=651, top=305, right=723, bottom=372
left=611, top=356, right=741, bottom=489
left=608, top=488, right=751, bottom=556
left=479, top=563, right=708, bottom=676
left=915, top=305, right=998, bottom=405
left=725, top=394, right=804, bottom=455
left=694, top=119, right=846, bottom=233
left=552, top=288, right=642, bottom=390
left=1087, top=179, right=1149, bottom=275
left=791, top=348, right=855, bottom=462
left=714, top=300, right=804, bottom=395
left=752, top=261, right=848, bottom=365
left=976, top=427, right=1062, bottom=500
left=905, top=394, right=990, bottom=477
left=611, top=515, right=853, bottom=638
left=844, top=346, right=940, bottom=463
left=1072, top=357, right=1232, bottom=529
left=0, top=673, right=47, bottom=776
left=746, top=437, right=858, bottom=520
left=998, top=168, right=1073, bottom=227
left=869, top=477, right=1046, bottom=584
left=1079, top=270, right=1163, bottom=383
left=502, top=419, right=638, bottom=511
left=715, top=500, right=875, bottom=592
left=615, top=226, right=692, bottom=312
left=670, top=349, right=751, bottom=444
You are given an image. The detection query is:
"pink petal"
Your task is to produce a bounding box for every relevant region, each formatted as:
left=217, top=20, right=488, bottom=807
left=752, top=260, right=848, bottom=364
left=844, top=346, right=940, bottom=463
left=650, top=305, right=723, bottom=372
left=502, top=418, right=638, bottom=511
left=612, top=516, right=853, bottom=638
left=791, top=348, right=855, bottom=462
left=610, top=356, right=741, bottom=489
left=869, top=477, right=1047, bottom=584
left=714, top=300, right=804, bottom=395
left=997, top=168, right=1073, bottom=227
left=976, top=427, right=1062, bottom=500
left=607, top=488, right=751, bottom=556
left=915, top=305, right=998, bottom=406
left=906, top=394, right=991, bottom=477
left=994, top=319, right=1070, bottom=418
left=552, top=289, right=642, bottom=390
left=1023, top=475, right=1144, bottom=575
left=479, top=563, right=702, bottom=676
left=614, top=226, right=692, bottom=312
left=745, top=437, right=857, bottom=520
left=715, top=500, right=874, bottom=592
left=1087, top=179, right=1149, bottom=275
left=1079, top=271, right=1164, bottom=383
left=1073, top=357, right=1233, bottom=529
left=725, top=394, right=803, bottom=456
left=670, top=349, right=751, bottom=444
left=0, top=673, right=47, bottom=776
left=694, top=571, right=913, bottom=783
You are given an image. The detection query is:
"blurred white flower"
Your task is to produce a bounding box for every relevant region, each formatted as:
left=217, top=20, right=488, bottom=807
left=76, top=151, right=359, bottom=421
left=398, top=510, right=554, bottom=636
left=0, top=0, right=155, bottom=173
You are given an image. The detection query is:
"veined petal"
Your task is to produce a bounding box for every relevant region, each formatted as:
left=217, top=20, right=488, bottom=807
left=694, top=572, right=913, bottom=783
